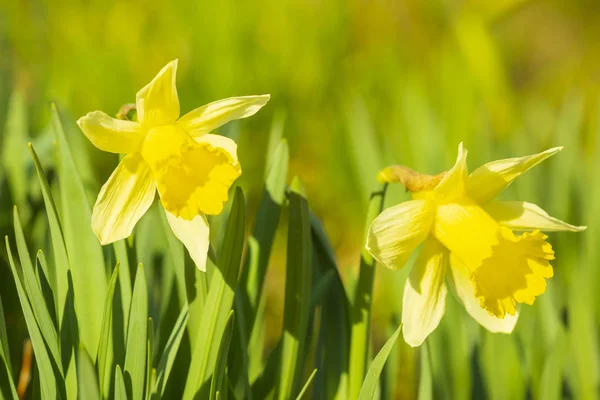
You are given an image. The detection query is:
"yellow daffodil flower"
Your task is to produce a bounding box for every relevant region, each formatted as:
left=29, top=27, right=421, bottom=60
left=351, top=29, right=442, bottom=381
left=367, top=143, right=585, bottom=347
left=77, top=60, right=269, bottom=270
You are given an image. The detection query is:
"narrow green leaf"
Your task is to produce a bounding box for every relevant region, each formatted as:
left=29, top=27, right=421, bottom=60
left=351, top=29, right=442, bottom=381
left=349, top=185, right=388, bottom=399
left=124, top=264, right=148, bottom=400
left=251, top=342, right=281, bottom=399
left=277, top=178, right=312, bottom=400
left=77, top=347, right=101, bottom=400
left=183, top=187, right=246, bottom=399
left=0, top=296, right=18, bottom=400
left=237, top=138, right=288, bottom=326
left=295, top=369, right=318, bottom=400
left=1, top=90, right=29, bottom=213
left=5, top=237, right=61, bottom=399
left=114, top=365, right=128, bottom=400
left=35, top=250, right=57, bottom=327
left=358, top=323, right=402, bottom=400
left=210, top=311, right=235, bottom=400
left=231, top=138, right=288, bottom=396
left=12, top=207, right=62, bottom=375
left=145, top=318, right=154, bottom=400
left=62, top=271, right=80, bottom=399
left=97, top=263, right=120, bottom=398
left=52, top=104, right=107, bottom=359
left=417, top=342, right=433, bottom=400
left=113, top=240, right=133, bottom=330
left=539, top=329, right=568, bottom=400
left=28, top=143, right=70, bottom=323
left=311, top=215, right=350, bottom=400
left=154, top=303, right=189, bottom=397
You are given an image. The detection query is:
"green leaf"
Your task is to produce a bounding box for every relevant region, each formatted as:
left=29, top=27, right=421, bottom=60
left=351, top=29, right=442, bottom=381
left=62, top=272, right=80, bottom=399
left=77, top=347, right=101, bottom=400
left=311, top=214, right=350, bottom=400
left=251, top=341, right=281, bottom=399
left=154, top=303, right=189, bottom=397
left=183, top=187, right=246, bottom=399
left=231, top=138, right=288, bottom=396
left=51, top=104, right=107, bottom=359
left=145, top=318, right=154, bottom=400
left=5, top=237, right=62, bottom=399
left=97, top=263, right=120, bottom=398
left=1, top=90, right=29, bottom=213
left=294, top=369, right=318, bottom=400
left=348, top=185, right=388, bottom=399
left=277, top=177, right=313, bottom=400
left=124, top=264, right=148, bottom=400
left=538, top=329, right=568, bottom=400
left=0, top=296, right=11, bottom=375
left=12, top=207, right=62, bottom=375
left=114, top=365, right=128, bottom=400
left=28, top=143, right=70, bottom=323
left=113, top=240, right=133, bottom=331
left=417, top=343, right=433, bottom=400
left=0, top=296, right=18, bottom=400
left=35, top=250, right=57, bottom=327
left=358, top=323, right=402, bottom=400
left=210, top=311, right=235, bottom=400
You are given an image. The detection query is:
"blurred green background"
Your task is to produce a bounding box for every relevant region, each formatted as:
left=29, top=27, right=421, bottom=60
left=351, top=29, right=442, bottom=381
left=1, top=0, right=599, bottom=398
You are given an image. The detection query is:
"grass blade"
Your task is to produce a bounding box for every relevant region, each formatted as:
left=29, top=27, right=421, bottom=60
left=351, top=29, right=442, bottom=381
left=183, top=187, right=246, bottom=399
left=0, top=296, right=18, bottom=400
left=35, top=250, right=57, bottom=327
left=113, top=240, right=133, bottom=330
left=210, top=311, right=235, bottom=400
left=295, top=369, right=318, bottom=400
left=277, top=178, right=313, bottom=400
left=97, top=263, right=120, bottom=398
left=311, top=214, right=350, bottom=400
left=114, top=365, right=128, bottom=400
left=349, top=185, right=388, bottom=399
left=417, top=342, right=433, bottom=400
left=52, top=104, right=107, bottom=359
left=124, top=264, right=148, bottom=400
left=358, top=323, right=402, bottom=400
left=77, top=347, right=101, bottom=400
left=28, top=143, right=70, bottom=323
left=154, top=303, right=189, bottom=397
left=1, top=90, right=29, bottom=213
left=5, top=237, right=61, bottom=399
left=12, top=207, right=62, bottom=375
left=145, top=318, right=154, bottom=400
left=230, top=138, right=289, bottom=396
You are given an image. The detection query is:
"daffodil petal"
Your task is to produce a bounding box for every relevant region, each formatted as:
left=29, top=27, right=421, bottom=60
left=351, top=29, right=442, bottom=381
left=435, top=142, right=468, bottom=201
left=77, top=111, right=144, bottom=153
left=141, top=125, right=241, bottom=220
left=447, top=253, right=519, bottom=333
left=165, top=211, right=210, bottom=271
left=195, top=134, right=238, bottom=165
left=136, top=60, right=180, bottom=126
left=467, top=147, right=563, bottom=204
left=484, top=200, right=586, bottom=232
left=402, top=238, right=448, bottom=347
left=177, top=95, right=270, bottom=138
left=92, top=153, right=156, bottom=245
left=366, top=200, right=434, bottom=270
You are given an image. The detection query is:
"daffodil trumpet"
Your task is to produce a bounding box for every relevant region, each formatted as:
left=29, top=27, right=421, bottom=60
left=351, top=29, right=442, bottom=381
left=77, top=60, right=270, bottom=271
left=367, top=144, right=586, bottom=347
